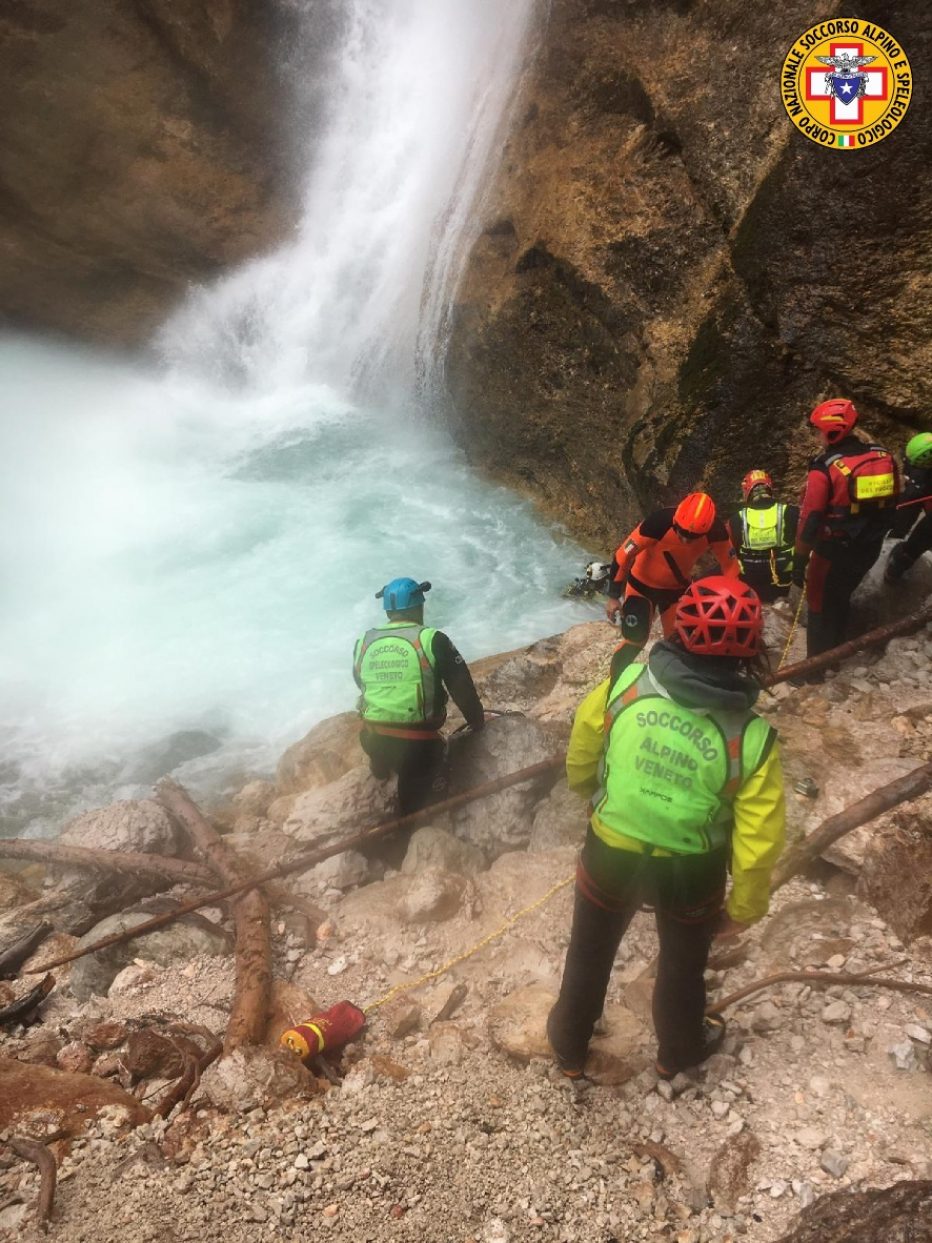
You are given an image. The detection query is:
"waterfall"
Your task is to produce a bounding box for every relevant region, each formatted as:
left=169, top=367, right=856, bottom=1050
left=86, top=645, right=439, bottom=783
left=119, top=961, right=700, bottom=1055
left=160, top=0, right=537, bottom=405
left=0, top=0, right=592, bottom=838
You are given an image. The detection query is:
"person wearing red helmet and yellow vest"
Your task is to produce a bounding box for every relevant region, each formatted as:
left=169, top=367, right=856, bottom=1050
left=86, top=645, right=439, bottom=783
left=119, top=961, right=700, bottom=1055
left=549, top=576, right=785, bottom=1082
left=605, top=492, right=739, bottom=679
left=793, top=399, right=900, bottom=659
left=727, top=470, right=799, bottom=603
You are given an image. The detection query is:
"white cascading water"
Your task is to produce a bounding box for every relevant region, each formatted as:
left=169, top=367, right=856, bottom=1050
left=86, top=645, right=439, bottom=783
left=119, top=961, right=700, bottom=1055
left=0, top=0, right=592, bottom=837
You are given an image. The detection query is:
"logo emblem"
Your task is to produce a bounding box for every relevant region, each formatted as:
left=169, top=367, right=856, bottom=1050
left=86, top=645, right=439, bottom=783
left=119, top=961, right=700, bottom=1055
left=781, top=21, right=911, bottom=150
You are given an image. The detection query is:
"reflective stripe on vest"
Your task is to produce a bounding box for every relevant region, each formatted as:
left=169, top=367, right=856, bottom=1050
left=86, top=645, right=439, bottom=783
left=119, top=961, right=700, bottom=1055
left=737, top=503, right=793, bottom=586
left=591, top=665, right=761, bottom=855
left=353, top=624, right=439, bottom=725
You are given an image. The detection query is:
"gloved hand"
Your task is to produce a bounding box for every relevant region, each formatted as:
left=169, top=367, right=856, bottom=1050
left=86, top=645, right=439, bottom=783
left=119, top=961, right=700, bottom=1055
left=605, top=596, right=623, bottom=623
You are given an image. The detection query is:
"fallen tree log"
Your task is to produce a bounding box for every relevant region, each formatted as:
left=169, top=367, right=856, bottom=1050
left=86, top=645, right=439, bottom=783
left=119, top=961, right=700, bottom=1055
left=8, top=1136, right=56, bottom=1231
left=0, top=920, right=52, bottom=979
left=31, top=756, right=565, bottom=978
left=771, top=760, right=932, bottom=890
left=0, top=839, right=216, bottom=889
left=0, top=974, right=54, bottom=1026
left=764, top=602, right=932, bottom=687
left=156, top=780, right=271, bottom=1054
left=710, top=962, right=932, bottom=1015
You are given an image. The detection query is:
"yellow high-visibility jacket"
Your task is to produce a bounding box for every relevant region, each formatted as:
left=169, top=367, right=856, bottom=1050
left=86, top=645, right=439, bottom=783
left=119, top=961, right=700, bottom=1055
left=566, top=678, right=786, bottom=924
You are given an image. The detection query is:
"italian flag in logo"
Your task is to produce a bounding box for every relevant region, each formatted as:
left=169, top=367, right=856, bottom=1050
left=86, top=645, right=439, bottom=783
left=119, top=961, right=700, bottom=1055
left=837, top=134, right=856, bottom=148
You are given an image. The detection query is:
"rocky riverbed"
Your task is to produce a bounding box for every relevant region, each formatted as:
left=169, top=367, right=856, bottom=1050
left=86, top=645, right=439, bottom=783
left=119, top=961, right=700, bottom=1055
left=1, top=577, right=931, bottom=1242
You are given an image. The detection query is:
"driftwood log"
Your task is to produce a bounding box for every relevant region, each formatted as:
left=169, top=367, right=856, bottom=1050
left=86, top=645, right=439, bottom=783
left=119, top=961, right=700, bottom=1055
left=8, top=1136, right=56, bottom=1231
left=772, top=760, right=932, bottom=890
left=31, top=756, right=565, bottom=977
left=156, top=780, right=271, bottom=1054
left=0, top=839, right=216, bottom=889
left=0, top=974, right=55, bottom=1026
left=0, top=920, right=52, bottom=979
left=763, top=602, right=932, bottom=687
left=710, top=962, right=932, bottom=1015
left=0, top=837, right=322, bottom=937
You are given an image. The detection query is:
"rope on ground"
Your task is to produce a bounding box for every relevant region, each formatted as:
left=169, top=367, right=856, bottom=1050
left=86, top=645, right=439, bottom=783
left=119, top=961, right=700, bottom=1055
left=777, top=589, right=806, bottom=670
left=365, top=873, right=574, bottom=1014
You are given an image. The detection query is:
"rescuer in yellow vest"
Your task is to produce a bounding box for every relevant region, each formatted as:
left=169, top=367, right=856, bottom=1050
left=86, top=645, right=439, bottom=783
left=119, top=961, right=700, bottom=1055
left=353, top=577, right=485, bottom=815
left=727, top=470, right=799, bottom=603
left=548, top=576, right=785, bottom=1081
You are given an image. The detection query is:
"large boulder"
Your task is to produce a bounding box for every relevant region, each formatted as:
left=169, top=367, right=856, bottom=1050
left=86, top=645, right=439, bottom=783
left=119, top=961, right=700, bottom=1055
left=858, top=798, right=932, bottom=943
left=59, top=799, right=179, bottom=857
left=399, top=868, right=467, bottom=925
left=446, top=717, right=561, bottom=861
left=401, top=825, right=483, bottom=876
left=70, top=907, right=230, bottom=1000
left=489, top=984, right=647, bottom=1085
left=472, top=624, right=611, bottom=727
left=776, top=1180, right=932, bottom=1242
left=0, top=1057, right=150, bottom=1136
left=198, top=1046, right=319, bottom=1112
left=276, top=713, right=362, bottom=796
left=281, top=765, right=394, bottom=844
left=528, top=781, right=587, bottom=853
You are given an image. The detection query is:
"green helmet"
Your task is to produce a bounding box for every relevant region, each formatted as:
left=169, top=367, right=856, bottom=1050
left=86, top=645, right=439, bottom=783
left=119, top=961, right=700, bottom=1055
left=906, top=432, right=932, bottom=468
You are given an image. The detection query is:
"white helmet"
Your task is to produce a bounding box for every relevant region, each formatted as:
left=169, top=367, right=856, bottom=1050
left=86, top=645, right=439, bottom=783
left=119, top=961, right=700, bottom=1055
left=585, top=561, right=611, bottom=582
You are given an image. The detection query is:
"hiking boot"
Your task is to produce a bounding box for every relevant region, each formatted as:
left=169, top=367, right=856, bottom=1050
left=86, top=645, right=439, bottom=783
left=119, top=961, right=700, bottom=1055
left=656, top=1014, right=727, bottom=1081
left=546, top=1006, right=586, bottom=1081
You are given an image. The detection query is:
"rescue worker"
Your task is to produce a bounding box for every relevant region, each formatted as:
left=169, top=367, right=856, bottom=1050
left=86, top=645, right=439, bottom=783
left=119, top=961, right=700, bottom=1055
left=549, top=576, right=785, bottom=1081
left=792, top=399, right=900, bottom=658
left=353, top=577, right=485, bottom=815
left=727, top=470, right=799, bottom=603
left=605, top=492, right=739, bottom=679
left=885, top=432, right=932, bottom=583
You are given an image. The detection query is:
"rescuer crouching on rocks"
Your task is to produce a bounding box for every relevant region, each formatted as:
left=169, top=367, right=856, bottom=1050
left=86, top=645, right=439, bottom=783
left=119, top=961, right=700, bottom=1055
left=353, top=577, right=485, bottom=816
left=605, top=492, right=740, bottom=682
left=548, top=576, right=786, bottom=1082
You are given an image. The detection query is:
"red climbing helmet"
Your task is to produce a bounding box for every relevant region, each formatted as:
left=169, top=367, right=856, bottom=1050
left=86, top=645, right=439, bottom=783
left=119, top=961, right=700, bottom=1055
left=810, top=398, right=858, bottom=444
left=672, top=491, right=716, bottom=537
left=675, top=576, right=763, bottom=658
left=741, top=469, right=773, bottom=501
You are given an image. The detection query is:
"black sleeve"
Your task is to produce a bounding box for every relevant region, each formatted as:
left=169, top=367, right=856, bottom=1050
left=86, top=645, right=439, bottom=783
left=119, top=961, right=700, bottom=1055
left=433, top=632, right=485, bottom=728
left=640, top=508, right=676, bottom=539
left=708, top=515, right=731, bottom=543
left=608, top=554, right=622, bottom=598
left=784, top=504, right=800, bottom=545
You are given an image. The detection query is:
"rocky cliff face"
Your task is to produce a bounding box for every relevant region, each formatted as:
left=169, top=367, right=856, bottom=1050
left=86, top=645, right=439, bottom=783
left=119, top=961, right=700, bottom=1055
left=446, top=0, right=932, bottom=550
left=0, top=0, right=333, bottom=346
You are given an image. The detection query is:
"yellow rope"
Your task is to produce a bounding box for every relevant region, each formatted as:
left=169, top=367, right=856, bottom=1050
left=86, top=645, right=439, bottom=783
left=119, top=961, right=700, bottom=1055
left=364, top=873, right=575, bottom=1014
left=778, top=589, right=806, bottom=669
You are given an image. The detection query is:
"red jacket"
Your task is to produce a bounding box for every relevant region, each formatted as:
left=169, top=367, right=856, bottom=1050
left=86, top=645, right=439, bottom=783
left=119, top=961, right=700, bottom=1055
left=796, top=434, right=900, bottom=554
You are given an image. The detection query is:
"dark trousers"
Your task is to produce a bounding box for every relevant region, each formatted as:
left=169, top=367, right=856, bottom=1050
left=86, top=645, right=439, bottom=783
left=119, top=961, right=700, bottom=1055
left=805, top=531, right=886, bottom=658
left=549, top=827, right=726, bottom=1072
left=359, top=731, right=446, bottom=815
left=610, top=584, right=681, bottom=682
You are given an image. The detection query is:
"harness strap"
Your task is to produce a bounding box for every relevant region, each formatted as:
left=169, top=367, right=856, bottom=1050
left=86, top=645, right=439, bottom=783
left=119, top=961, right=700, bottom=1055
left=364, top=723, right=442, bottom=740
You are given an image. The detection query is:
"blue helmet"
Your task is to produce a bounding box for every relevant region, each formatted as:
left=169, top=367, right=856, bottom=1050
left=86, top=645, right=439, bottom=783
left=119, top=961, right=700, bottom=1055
left=376, top=577, right=431, bottom=612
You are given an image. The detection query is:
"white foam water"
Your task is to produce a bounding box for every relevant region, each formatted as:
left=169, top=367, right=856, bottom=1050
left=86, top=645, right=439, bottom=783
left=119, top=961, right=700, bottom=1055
left=0, top=0, right=597, bottom=835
